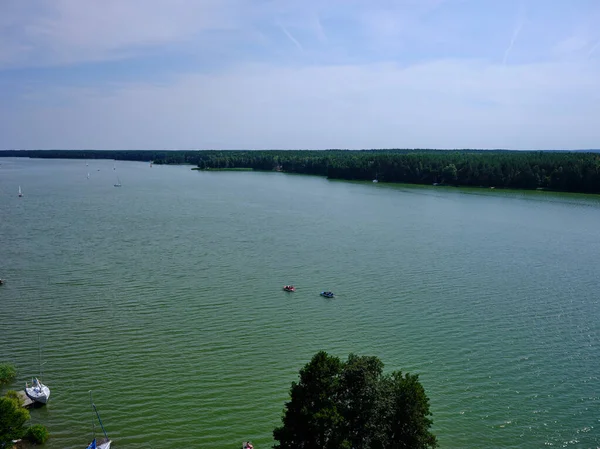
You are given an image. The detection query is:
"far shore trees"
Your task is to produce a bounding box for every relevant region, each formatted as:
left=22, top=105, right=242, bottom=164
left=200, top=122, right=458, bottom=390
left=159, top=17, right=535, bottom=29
left=2, top=149, right=600, bottom=193
left=273, top=351, right=438, bottom=449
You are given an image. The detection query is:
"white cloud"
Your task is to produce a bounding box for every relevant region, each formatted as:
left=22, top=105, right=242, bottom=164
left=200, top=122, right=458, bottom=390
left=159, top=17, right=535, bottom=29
left=1, top=0, right=600, bottom=150
left=0, top=0, right=245, bottom=68
left=3, top=58, right=599, bottom=150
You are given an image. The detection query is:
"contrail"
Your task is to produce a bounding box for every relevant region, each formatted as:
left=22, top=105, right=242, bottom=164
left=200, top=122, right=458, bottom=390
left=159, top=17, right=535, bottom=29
left=279, top=23, right=303, bottom=51
left=589, top=40, right=600, bottom=58
left=503, top=19, right=523, bottom=65
left=314, top=15, right=327, bottom=42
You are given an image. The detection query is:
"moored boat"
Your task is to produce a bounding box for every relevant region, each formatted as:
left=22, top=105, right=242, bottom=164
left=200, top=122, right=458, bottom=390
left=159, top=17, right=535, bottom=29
left=25, top=335, right=50, bottom=404
left=87, top=391, right=112, bottom=449
left=283, top=285, right=296, bottom=292
left=25, top=377, right=50, bottom=404
left=320, top=291, right=335, bottom=298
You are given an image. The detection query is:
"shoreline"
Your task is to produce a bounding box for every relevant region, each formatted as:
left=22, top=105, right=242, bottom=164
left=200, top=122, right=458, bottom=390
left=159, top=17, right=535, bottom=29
left=2, top=149, right=600, bottom=195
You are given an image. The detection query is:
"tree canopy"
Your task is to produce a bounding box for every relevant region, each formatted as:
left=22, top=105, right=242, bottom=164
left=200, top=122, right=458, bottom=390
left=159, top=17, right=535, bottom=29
left=0, top=394, right=30, bottom=448
left=273, top=351, right=437, bottom=449
left=3, top=148, right=600, bottom=193
left=0, top=363, right=16, bottom=386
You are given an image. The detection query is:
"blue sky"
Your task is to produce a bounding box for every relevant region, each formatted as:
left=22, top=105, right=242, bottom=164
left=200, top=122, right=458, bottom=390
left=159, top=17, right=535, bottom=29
left=1, top=0, right=599, bottom=150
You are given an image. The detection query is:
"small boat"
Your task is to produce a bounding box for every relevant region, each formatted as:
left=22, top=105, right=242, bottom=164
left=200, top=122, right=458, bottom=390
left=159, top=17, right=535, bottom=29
left=18, top=186, right=23, bottom=197
left=320, top=291, right=335, bottom=298
left=25, top=378, right=50, bottom=404
left=0, top=279, right=4, bottom=285
left=242, top=442, right=254, bottom=449
left=25, top=335, right=50, bottom=404
left=87, top=391, right=112, bottom=449
left=114, top=176, right=122, bottom=187
left=283, top=285, right=296, bottom=292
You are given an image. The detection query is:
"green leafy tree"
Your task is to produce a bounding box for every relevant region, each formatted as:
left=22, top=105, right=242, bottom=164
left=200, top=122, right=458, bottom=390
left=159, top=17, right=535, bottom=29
left=0, top=395, right=30, bottom=447
left=273, top=351, right=345, bottom=449
left=25, top=424, right=49, bottom=444
left=384, top=372, right=438, bottom=449
left=273, top=352, right=437, bottom=449
left=442, top=163, right=458, bottom=183
left=0, top=364, right=16, bottom=385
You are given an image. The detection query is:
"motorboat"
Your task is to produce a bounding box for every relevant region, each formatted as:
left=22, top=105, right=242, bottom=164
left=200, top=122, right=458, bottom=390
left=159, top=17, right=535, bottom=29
left=283, top=285, right=296, bottom=292
left=320, top=291, right=335, bottom=298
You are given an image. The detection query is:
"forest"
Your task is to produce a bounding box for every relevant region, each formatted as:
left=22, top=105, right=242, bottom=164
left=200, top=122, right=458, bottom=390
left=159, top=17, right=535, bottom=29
left=2, top=149, right=600, bottom=193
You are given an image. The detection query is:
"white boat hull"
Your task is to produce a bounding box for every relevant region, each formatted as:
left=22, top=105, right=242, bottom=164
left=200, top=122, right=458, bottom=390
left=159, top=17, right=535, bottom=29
left=25, top=383, right=50, bottom=404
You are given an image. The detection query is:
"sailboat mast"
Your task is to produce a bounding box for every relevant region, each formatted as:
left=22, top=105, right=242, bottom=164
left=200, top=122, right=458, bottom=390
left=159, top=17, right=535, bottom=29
left=90, top=391, right=109, bottom=441
left=90, top=391, right=96, bottom=441
left=38, top=334, right=43, bottom=381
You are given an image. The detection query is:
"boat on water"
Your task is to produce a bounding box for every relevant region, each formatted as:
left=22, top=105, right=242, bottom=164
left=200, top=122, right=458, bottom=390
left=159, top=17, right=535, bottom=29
left=86, top=391, right=112, bottom=449
left=25, top=335, right=50, bottom=404
left=283, top=285, right=296, bottom=292
left=320, top=291, right=335, bottom=298
left=114, top=176, right=122, bottom=187
left=25, top=378, right=50, bottom=404
left=242, top=442, right=254, bottom=449
left=18, top=186, right=23, bottom=197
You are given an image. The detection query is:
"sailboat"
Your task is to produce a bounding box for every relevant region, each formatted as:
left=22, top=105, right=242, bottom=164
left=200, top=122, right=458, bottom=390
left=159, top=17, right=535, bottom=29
left=113, top=176, right=122, bottom=187
left=87, top=391, right=112, bottom=449
left=18, top=186, right=23, bottom=197
left=87, top=172, right=90, bottom=180
left=25, top=335, right=50, bottom=404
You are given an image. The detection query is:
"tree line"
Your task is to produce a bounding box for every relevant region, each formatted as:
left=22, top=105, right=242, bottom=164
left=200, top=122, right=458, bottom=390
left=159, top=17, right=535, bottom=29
left=2, top=149, right=600, bottom=193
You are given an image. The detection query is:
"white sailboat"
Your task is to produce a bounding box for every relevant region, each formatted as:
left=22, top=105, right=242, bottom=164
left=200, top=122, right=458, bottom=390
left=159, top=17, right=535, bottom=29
left=18, top=186, right=23, bottom=197
left=87, top=391, right=112, bottom=449
left=87, top=172, right=90, bottom=180
left=113, top=176, right=121, bottom=187
left=25, top=336, right=50, bottom=404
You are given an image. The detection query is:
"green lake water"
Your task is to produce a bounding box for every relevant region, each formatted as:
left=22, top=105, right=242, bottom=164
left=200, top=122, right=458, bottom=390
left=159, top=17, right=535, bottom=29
left=1, top=157, right=599, bottom=448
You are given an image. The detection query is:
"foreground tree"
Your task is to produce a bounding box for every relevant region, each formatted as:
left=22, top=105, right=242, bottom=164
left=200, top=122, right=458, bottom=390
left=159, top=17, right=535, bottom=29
left=0, top=392, right=50, bottom=448
left=0, top=394, right=30, bottom=447
left=0, top=363, right=16, bottom=386
left=273, top=351, right=437, bottom=449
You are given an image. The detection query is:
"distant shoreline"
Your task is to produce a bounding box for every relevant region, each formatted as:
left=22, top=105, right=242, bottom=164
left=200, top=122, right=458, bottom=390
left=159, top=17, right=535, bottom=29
left=2, top=149, right=600, bottom=194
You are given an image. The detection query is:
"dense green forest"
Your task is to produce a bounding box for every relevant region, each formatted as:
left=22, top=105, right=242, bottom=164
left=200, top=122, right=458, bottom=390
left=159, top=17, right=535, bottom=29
left=2, top=149, right=600, bottom=193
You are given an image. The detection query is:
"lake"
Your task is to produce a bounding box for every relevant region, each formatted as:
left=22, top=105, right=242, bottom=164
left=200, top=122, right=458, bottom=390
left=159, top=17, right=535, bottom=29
left=1, top=157, right=599, bottom=448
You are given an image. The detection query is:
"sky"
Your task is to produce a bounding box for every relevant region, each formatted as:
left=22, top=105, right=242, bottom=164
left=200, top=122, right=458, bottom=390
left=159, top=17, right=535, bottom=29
left=0, top=0, right=599, bottom=150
